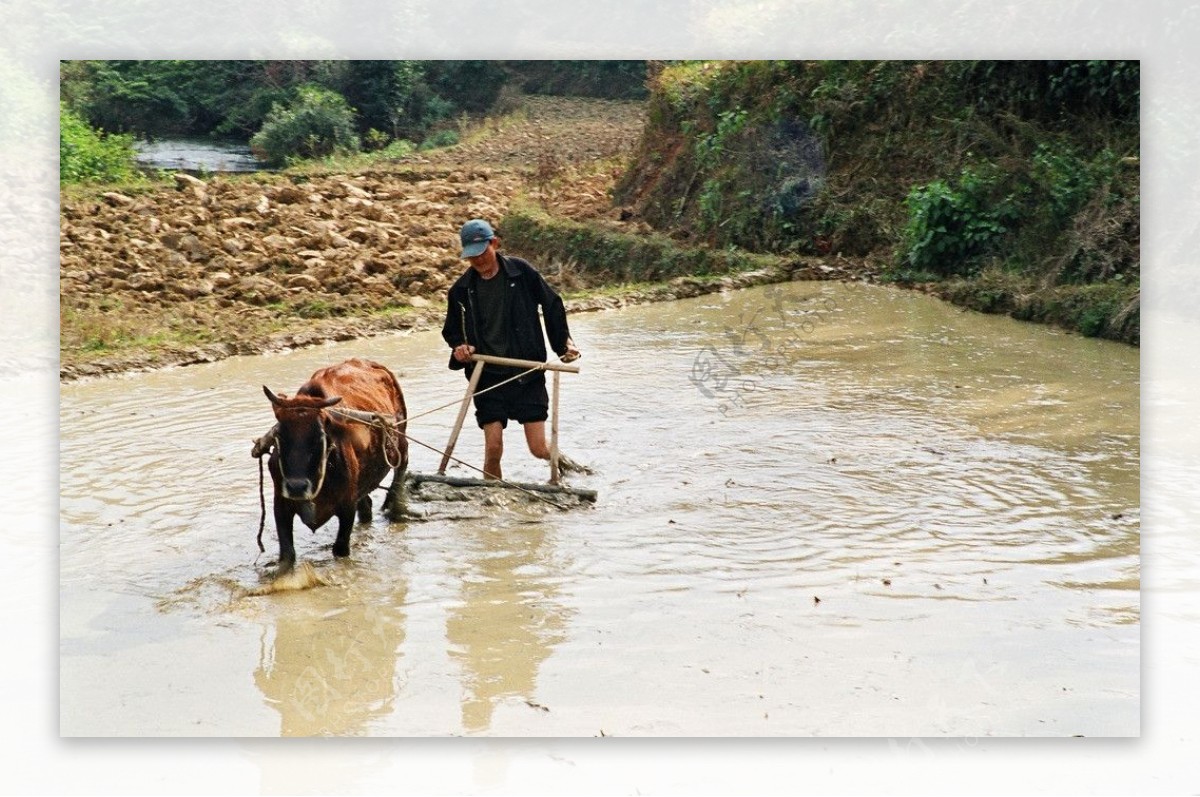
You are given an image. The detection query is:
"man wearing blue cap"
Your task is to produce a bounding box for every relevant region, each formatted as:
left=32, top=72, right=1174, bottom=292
left=442, top=218, right=581, bottom=481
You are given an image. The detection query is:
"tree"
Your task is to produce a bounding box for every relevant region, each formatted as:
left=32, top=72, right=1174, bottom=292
left=249, top=84, right=361, bottom=165
left=336, top=61, right=423, bottom=140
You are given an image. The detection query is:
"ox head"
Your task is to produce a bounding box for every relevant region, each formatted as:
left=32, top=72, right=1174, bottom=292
left=263, top=385, right=343, bottom=501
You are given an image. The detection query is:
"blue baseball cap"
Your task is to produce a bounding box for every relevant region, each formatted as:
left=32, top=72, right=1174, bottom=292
left=459, top=219, right=495, bottom=258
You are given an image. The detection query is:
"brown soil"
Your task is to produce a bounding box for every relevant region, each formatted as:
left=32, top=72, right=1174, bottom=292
left=59, top=96, right=649, bottom=381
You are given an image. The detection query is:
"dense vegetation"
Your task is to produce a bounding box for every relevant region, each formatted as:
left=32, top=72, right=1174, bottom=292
left=611, top=60, right=1139, bottom=343
left=59, top=103, right=140, bottom=184
left=59, top=60, right=649, bottom=168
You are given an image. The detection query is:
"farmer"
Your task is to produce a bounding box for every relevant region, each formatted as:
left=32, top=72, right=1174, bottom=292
left=441, top=218, right=583, bottom=481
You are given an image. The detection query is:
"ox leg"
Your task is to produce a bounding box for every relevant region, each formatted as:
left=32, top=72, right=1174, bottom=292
left=332, top=505, right=356, bottom=559
left=381, top=464, right=408, bottom=520
left=273, top=502, right=297, bottom=574
left=357, top=494, right=373, bottom=523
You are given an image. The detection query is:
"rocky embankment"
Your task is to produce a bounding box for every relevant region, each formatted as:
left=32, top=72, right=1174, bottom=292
left=59, top=97, right=648, bottom=381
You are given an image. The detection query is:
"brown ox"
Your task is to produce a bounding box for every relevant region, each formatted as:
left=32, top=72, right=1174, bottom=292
left=261, top=358, right=408, bottom=573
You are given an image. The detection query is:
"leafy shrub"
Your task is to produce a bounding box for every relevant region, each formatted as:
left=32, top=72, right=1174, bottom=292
left=59, top=103, right=139, bottom=184
left=1030, top=143, right=1115, bottom=223
left=363, top=128, right=390, bottom=151
left=1047, top=60, right=1140, bottom=119
left=900, top=169, right=1012, bottom=277
left=419, top=129, right=460, bottom=150
left=951, top=60, right=1140, bottom=124
left=249, top=85, right=361, bottom=166
left=379, top=139, right=416, bottom=159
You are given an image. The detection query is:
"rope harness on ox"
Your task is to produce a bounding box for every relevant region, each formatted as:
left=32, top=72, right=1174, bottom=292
left=252, top=364, right=567, bottom=551
left=251, top=407, right=399, bottom=554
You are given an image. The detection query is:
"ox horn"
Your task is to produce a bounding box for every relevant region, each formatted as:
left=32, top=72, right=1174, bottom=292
left=263, top=385, right=285, bottom=406
left=262, top=385, right=342, bottom=409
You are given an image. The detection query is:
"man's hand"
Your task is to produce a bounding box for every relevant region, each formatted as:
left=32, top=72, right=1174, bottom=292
left=560, top=339, right=581, bottom=363
left=453, top=343, right=476, bottom=363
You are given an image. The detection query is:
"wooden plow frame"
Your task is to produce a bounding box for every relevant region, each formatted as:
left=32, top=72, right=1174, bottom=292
left=407, top=353, right=596, bottom=503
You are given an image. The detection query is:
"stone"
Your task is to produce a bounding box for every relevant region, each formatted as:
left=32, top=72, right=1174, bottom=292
left=174, top=173, right=207, bottom=191
left=261, top=234, right=293, bottom=251
left=127, top=272, right=164, bottom=291
left=285, top=274, right=322, bottom=291
left=177, top=280, right=215, bottom=298
left=271, top=185, right=308, bottom=204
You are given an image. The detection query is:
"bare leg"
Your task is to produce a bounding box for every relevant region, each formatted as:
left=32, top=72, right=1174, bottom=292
left=523, top=420, right=550, bottom=461
left=524, top=420, right=593, bottom=474
left=482, top=421, right=505, bottom=480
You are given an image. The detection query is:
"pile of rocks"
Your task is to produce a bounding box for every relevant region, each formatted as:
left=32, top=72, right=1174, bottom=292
left=61, top=167, right=516, bottom=320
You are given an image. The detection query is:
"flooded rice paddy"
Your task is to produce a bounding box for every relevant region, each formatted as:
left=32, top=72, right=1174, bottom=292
left=59, top=282, right=1139, bottom=736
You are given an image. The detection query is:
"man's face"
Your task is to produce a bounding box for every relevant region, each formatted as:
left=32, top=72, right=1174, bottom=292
left=467, top=238, right=499, bottom=275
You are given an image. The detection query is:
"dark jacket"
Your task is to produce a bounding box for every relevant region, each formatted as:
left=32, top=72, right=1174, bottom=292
left=441, top=253, right=572, bottom=376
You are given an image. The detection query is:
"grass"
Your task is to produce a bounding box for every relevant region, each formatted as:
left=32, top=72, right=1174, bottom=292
left=561, top=280, right=663, bottom=301
left=934, top=268, right=1139, bottom=344
left=283, top=103, right=534, bottom=176
left=457, top=105, right=531, bottom=147
left=285, top=140, right=419, bottom=174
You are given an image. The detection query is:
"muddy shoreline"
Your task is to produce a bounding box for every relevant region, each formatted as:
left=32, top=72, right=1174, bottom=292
left=60, top=261, right=874, bottom=382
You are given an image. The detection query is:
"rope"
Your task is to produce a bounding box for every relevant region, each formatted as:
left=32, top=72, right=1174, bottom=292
left=323, top=365, right=541, bottom=468
left=252, top=363, right=566, bottom=539
left=328, top=408, right=406, bottom=469
left=397, top=365, right=541, bottom=425
left=256, top=455, right=266, bottom=553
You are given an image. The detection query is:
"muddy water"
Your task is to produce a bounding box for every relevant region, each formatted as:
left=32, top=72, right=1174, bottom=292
left=59, top=282, right=1139, bottom=737
left=134, top=137, right=262, bottom=173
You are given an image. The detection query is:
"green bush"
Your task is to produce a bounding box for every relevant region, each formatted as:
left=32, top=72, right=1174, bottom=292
left=419, top=129, right=460, bottom=150
left=363, top=128, right=390, bottom=151
left=379, top=139, right=417, bottom=159
left=249, top=84, right=361, bottom=166
left=899, top=169, right=1012, bottom=277
left=59, top=103, right=139, bottom=184
left=1030, top=143, right=1118, bottom=223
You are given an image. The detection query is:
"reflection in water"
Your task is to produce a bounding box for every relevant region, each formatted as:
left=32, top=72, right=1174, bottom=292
left=446, top=517, right=570, bottom=733
left=254, top=594, right=407, bottom=736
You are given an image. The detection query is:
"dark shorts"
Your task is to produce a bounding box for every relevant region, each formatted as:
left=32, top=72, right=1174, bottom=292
left=473, top=370, right=549, bottom=428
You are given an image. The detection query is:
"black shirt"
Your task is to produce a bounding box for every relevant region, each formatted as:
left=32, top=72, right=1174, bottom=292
left=473, top=271, right=510, bottom=357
